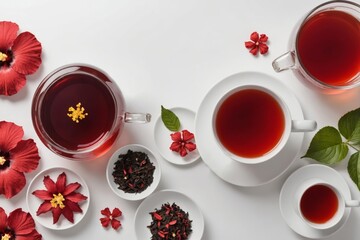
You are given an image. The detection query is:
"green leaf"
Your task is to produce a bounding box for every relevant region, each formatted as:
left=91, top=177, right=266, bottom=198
left=302, top=126, right=348, bottom=164
left=348, top=152, right=360, bottom=190
left=338, top=108, right=360, bottom=145
left=161, top=105, right=180, bottom=132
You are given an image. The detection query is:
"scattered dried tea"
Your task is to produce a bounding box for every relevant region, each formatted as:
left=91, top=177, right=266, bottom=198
left=148, top=202, right=192, bottom=240
left=112, top=150, right=155, bottom=193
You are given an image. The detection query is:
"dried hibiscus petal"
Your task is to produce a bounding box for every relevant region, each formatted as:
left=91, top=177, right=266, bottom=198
left=100, top=207, right=122, bottom=230
left=244, top=31, right=269, bottom=55
left=169, top=130, right=197, bottom=157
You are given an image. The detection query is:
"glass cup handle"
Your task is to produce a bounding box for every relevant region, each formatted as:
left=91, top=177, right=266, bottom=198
left=291, top=120, right=317, bottom=132
left=124, top=112, right=151, bottom=123
left=272, top=51, right=296, bottom=72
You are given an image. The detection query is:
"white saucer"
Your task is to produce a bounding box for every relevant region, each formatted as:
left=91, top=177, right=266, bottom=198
left=26, top=167, right=90, bottom=230
left=279, top=164, right=351, bottom=239
left=154, top=107, right=201, bottom=165
left=195, top=71, right=305, bottom=186
left=134, top=189, right=204, bottom=240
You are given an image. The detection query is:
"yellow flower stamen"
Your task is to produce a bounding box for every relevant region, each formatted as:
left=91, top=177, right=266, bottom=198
left=0, top=52, right=7, bottom=62
left=50, top=193, right=66, bottom=209
left=1, top=233, right=11, bottom=240
left=0, top=156, right=6, bottom=166
left=67, top=102, right=88, bottom=123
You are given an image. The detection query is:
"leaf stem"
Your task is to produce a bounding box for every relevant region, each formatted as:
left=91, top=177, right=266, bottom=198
left=346, top=142, right=360, bottom=152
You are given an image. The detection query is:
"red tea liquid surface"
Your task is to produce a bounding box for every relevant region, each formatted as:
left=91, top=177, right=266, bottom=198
left=215, top=89, right=285, bottom=158
left=300, top=185, right=339, bottom=224
left=297, top=10, right=360, bottom=86
left=40, top=74, right=116, bottom=150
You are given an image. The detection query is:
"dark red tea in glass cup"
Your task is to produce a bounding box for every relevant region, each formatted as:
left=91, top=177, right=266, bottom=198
left=32, top=64, right=151, bottom=160
left=273, top=1, right=360, bottom=93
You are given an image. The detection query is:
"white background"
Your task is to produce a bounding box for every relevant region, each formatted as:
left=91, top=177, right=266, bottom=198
left=1, top=0, right=360, bottom=239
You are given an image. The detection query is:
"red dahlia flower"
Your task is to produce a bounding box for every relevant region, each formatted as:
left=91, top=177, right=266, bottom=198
left=100, top=207, right=122, bottom=230
left=244, top=32, right=269, bottom=55
left=0, top=21, right=42, bottom=96
left=170, top=130, right=197, bottom=157
left=0, top=121, right=40, bottom=199
left=32, top=172, right=88, bottom=224
left=0, top=207, right=42, bottom=240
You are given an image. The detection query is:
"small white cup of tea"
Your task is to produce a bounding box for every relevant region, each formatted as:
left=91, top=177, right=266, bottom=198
left=212, top=85, right=317, bottom=164
left=296, top=178, right=360, bottom=230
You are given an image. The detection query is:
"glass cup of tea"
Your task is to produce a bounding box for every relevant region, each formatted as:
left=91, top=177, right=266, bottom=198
left=296, top=178, right=360, bottom=230
left=272, top=1, right=360, bottom=93
left=32, top=64, right=151, bottom=160
left=212, top=85, right=317, bottom=164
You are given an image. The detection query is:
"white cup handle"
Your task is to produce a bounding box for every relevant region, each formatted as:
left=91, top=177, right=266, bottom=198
left=292, top=120, right=317, bottom=132
left=346, top=200, right=360, bottom=207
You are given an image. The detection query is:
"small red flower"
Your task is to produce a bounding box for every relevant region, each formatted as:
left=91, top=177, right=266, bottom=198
left=0, top=207, right=42, bottom=240
left=0, top=21, right=42, bottom=96
left=100, top=207, right=122, bottom=230
left=0, top=121, right=40, bottom=199
left=32, top=172, right=88, bottom=224
left=170, top=130, right=197, bottom=157
left=245, top=32, right=269, bottom=55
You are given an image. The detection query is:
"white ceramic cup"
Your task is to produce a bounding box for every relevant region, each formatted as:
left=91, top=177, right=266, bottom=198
left=295, top=178, right=360, bottom=230
left=212, top=85, right=316, bottom=164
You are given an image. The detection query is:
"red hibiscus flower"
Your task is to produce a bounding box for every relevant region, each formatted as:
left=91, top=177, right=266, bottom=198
left=0, top=121, right=40, bottom=199
left=244, top=32, right=269, bottom=55
left=32, top=172, right=88, bottom=224
left=0, top=207, right=42, bottom=240
left=170, top=130, right=197, bottom=157
left=0, top=21, right=42, bottom=96
left=100, top=207, right=122, bottom=230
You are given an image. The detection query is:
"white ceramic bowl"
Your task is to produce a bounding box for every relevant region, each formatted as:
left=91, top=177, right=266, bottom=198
left=106, top=144, right=161, bottom=201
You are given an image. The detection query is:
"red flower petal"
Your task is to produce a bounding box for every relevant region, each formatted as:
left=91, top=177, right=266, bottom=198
left=170, top=142, right=182, bottom=152
left=63, top=182, right=81, bottom=196
left=112, top=208, right=122, bottom=218
left=259, top=43, right=269, bottom=54
left=36, top=201, right=52, bottom=215
left=8, top=208, right=36, bottom=235
left=43, top=175, right=57, bottom=194
left=259, top=34, right=268, bottom=43
left=182, top=130, right=194, bottom=142
left=65, top=200, right=82, bottom=213
left=15, top=230, right=42, bottom=240
left=32, top=190, right=52, bottom=200
left=66, top=192, right=88, bottom=203
left=101, top=207, right=111, bottom=217
left=0, top=207, right=7, bottom=232
left=10, top=139, right=40, bottom=173
left=0, top=168, right=26, bottom=198
left=111, top=218, right=121, bottom=230
left=0, top=121, right=24, bottom=151
left=170, top=132, right=182, bottom=142
left=179, top=147, right=188, bottom=157
left=0, top=67, right=26, bottom=96
left=250, top=46, right=259, bottom=55
left=11, top=32, right=42, bottom=75
left=250, top=32, right=259, bottom=42
left=56, top=172, right=67, bottom=193
left=0, top=21, right=19, bottom=50
left=62, top=206, right=74, bottom=223
left=100, top=217, right=110, bottom=227
left=51, top=207, right=62, bottom=224
left=245, top=41, right=255, bottom=49
left=185, top=142, right=196, bottom=152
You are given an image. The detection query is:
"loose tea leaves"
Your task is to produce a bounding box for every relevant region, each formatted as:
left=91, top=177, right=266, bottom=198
left=148, top=202, right=192, bottom=240
left=112, top=150, right=155, bottom=193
